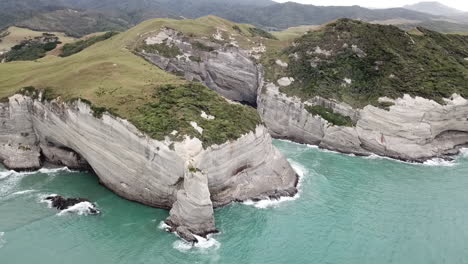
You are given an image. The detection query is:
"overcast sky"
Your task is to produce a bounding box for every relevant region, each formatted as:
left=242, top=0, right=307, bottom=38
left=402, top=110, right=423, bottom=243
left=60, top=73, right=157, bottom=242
left=275, top=0, right=468, bottom=11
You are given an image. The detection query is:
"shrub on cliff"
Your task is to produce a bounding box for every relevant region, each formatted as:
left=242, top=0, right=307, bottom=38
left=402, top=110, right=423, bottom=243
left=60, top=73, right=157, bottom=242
left=131, top=83, right=261, bottom=147
left=60, top=32, right=118, bottom=57
left=281, top=19, right=468, bottom=107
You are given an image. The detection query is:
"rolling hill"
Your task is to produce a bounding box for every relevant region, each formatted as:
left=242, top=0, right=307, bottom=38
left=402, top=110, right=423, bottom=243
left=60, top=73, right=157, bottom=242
left=4, top=0, right=468, bottom=37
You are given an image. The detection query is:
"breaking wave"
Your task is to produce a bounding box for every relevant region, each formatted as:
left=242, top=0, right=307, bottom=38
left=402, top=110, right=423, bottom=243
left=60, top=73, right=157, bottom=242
left=0, top=167, right=72, bottom=198
left=158, top=221, right=171, bottom=231
left=158, top=221, right=220, bottom=252
left=460, top=148, right=468, bottom=158
left=173, top=234, right=220, bottom=252
left=39, top=194, right=99, bottom=215
left=423, top=158, right=456, bottom=167
left=0, top=170, right=16, bottom=180
left=37, top=167, right=73, bottom=174
left=57, top=201, right=99, bottom=216
left=38, top=194, right=57, bottom=208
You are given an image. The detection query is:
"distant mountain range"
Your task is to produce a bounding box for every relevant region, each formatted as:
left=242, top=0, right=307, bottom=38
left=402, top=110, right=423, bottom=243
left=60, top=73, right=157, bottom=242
left=2, top=0, right=468, bottom=37
left=403, top=1, right=463, bottom=16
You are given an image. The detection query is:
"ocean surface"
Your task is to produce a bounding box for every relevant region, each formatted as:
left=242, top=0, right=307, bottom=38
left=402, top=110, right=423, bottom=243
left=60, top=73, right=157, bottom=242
left=1, top=140, right=468, bottom=264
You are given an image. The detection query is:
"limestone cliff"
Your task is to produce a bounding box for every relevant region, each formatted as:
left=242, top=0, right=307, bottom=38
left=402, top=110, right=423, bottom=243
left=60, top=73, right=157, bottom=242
left=0, top=94, right=297, bottom=241
left=139, top=25, right=468, bottom=162
left=138, top=28, right=263, bottom=106
left=259, top=83, right=468, bottom=161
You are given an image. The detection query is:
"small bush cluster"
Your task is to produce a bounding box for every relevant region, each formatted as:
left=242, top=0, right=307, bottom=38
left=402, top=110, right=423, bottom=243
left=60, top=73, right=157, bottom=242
left=248, top=27, right=277, bottom=40
left=232, top=25, right=242, bottom=34
left=2, top=33, right=60, bottom=62
left=375, top=101, right=395, bottom=111
left=192, top=41, right=215, bottom=52
left=139, top=42, right=182, bottom=58
left=60, top=32, right=118, bottom=57
left=305, top=105, right=354, bottom=127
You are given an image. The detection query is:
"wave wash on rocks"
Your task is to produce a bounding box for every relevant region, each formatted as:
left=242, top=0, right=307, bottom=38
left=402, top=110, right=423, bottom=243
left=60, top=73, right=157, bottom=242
left=0, top=94, right=298, bottom=242
left=259, top=83, right=468, bottom=162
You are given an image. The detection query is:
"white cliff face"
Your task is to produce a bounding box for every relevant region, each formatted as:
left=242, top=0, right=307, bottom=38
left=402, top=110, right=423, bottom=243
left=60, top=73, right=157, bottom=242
left=259, top=83, right=468, bottom=161
left=138, top=29, right=468, bottom=162
left=139, top=28, right=263, bottom=105
left=0, top=95, right=297, bottom=240
left=0, top=96, right=41, bottom=170
left=258, top=83, right=326, bottom=145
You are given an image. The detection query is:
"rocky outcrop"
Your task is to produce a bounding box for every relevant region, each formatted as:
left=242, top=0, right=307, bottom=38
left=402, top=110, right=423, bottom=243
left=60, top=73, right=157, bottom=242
left=258, top=83, right=468, bottom=161
left=0, top=94, right=297, bottom=240
left=166, top=169, right=216, bottom=240
left=139, top=28, right=263, bottom=105
left=45, top=195, right=100, bottom=215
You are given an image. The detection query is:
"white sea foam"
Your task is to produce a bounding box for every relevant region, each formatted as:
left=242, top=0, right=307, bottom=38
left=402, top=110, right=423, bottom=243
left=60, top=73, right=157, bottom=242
left=57, top=201, right=99, bottom=216
left=0, top=171, right=33, bottom=197
left=423, top=158, right=456, bottom=167
left=158, top=221, right=171, bottom=231
left=38, top=194, right=57, bottom=208
left=37, top=167, right=73, bottom=174
left=0, top=232, right=5, bottom=249
left=242, top=196, right=298, bottom=209
left=0, top=170, right=16, bottom=180
left=161, top=221, right=220, bottom=252
left=366, top=153, right=459, bottom=167
left=10, top=189, right=36, bottom=196
left=242, top=160, right=307, bottom=209
left=173, top=234, right=221, bottom=252
left=0, top=167, right=72, bottom=198
left=460, top=148, right=468, bottom=157
left=280, top=139, right=466, bottom=167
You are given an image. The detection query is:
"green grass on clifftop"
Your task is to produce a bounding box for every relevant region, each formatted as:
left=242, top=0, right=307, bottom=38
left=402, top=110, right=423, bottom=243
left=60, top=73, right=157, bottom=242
left=279, top=19, right=468, bottom=107
left=0, top=17, right=262, bottom=147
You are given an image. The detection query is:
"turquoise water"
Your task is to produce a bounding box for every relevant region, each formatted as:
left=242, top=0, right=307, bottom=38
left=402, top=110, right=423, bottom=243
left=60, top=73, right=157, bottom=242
left=1, top=140, right=468, bottom=264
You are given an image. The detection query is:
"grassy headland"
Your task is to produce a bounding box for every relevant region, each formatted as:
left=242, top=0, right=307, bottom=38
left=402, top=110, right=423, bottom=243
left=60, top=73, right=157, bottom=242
left=0, top=17, right=262, bottom=147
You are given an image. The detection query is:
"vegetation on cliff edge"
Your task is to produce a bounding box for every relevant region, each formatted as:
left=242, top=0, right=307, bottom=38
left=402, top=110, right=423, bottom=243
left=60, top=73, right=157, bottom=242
left=305, top=105, right=354, bottom=127
left=132, top=83, right=261, bottom=147
left=278, top=19, right=468, bottom=107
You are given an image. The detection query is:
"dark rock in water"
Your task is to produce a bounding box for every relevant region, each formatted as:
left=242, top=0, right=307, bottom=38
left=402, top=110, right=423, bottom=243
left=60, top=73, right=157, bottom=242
left=164, top=219, right=198, bottom=243
left=45, top=195, right=100, bottom=214
left=175, top=226, right=198, bottom=243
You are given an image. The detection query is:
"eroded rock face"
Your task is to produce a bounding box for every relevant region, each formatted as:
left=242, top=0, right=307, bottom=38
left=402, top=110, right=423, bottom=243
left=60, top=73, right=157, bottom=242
left=166, top=169, right=216, bottom=237
left=0, top=94, right=298, bottom=240
left=139, top=28, right=263, bottom=105
left=0, top=97, right=41, bottom=170
left=40, top=143, right=90, bottom=170
left=258, top=83, right=468, bottom=161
